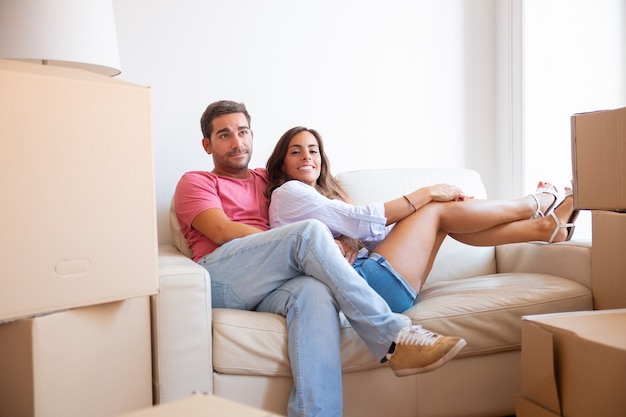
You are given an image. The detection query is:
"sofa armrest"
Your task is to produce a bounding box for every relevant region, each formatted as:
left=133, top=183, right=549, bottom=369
left=495, top=239, right=592, bottom=289
left=152, top=244, right=213, bottom=404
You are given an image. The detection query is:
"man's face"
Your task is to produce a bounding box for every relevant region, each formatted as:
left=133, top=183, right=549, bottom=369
left=203, top=112, right=253, bottom=177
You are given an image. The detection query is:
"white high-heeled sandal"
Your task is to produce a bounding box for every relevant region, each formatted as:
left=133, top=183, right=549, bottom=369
left=547, top=188, right=579, bottom=243
left=530, top=181, right=559, bottom=219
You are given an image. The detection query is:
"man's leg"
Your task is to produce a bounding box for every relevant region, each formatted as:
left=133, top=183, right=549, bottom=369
left=256, top=276, right=342, bottom=417
left=201, top=219, right=465, bottom=370
left=200, top=219, right=404, bottom=358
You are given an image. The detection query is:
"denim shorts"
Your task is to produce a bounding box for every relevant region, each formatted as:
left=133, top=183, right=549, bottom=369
left=352, top=252, right=417, bottom=313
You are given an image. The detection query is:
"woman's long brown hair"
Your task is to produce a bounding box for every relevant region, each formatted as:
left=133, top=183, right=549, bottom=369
left=265, top=126, right=351, bottom=202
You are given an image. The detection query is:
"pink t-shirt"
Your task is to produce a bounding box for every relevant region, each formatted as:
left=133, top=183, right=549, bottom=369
left=174, top=168, right=269, bottom=261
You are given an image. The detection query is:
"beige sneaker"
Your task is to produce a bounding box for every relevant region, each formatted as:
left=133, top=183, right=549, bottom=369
left=387, top=325, right=467, bottom=377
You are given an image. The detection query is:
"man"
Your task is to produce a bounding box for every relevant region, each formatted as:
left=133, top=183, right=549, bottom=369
left=174, top=100, right=466, bottom=417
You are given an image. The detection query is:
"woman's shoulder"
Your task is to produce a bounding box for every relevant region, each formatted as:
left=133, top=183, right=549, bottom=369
left=273, top=180, right=317, bottom=198
left=276, top=179, right=309, bottom=190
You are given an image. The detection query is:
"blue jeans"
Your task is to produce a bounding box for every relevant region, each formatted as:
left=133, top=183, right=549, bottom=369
left=199, top=219, right=408, bottom=417
left=353, top=253, right=417, bottom=313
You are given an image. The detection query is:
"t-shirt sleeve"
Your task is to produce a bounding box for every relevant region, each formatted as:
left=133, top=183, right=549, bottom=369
left=174, top=171, right=222, bottom=229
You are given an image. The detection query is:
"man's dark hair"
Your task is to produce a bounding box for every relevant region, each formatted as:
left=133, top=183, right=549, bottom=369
left=200, top=100, right=251, bottom=139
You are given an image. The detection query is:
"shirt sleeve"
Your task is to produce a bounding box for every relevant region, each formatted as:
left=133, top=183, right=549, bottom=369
left=174, top=171, right=221, bottom=229
left=269, top=180, right=388, bottom=241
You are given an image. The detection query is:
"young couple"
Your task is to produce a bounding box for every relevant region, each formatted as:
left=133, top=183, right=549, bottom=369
left=174, top=100, right=578, bottom=417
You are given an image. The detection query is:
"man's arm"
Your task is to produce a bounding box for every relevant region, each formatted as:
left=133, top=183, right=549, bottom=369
left=191, top=207, right=264, bottom=246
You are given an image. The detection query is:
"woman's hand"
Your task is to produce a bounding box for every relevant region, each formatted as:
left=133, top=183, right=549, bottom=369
left=427, top=183, right=473, bottom=202
left=386, top=183, right=475, bottom=225
left=334, top=237, right=359, bottom=265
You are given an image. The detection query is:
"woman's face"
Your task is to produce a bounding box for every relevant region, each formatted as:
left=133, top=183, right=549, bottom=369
left=282, top=130, right=322, bottom=187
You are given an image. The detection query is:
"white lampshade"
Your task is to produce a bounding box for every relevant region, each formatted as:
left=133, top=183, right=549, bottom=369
left=0, top=0, right=121, bottom=76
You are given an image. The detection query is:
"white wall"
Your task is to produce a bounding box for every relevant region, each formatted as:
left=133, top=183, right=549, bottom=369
left=524, top=0, right=626, bottom=239
left=112, top=1, right=625, bottom=245
left=112, top=0, right=499, bottom=244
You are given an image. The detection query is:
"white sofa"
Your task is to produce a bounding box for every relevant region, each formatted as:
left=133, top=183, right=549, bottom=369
left=152, top=168, right=593, bottom=417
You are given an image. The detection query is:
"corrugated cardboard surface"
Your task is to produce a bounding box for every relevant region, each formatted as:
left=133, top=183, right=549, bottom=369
left=115, top=394, right=284, bottom=417
left=518, top=310, right=626, bottom=417
left=571, top=106, right=626, bottom=210
left=0, top=59, right=158, bottom=321
left=0, top=297, right=152, bottom=417
left=592, top=210, right=626, bottom=309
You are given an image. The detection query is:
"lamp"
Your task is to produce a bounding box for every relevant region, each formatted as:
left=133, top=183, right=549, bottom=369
left=0, top=0, right=121, bottom=76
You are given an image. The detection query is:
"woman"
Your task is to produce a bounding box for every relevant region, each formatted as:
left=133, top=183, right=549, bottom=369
left=265, top=126, right=579, bottom=313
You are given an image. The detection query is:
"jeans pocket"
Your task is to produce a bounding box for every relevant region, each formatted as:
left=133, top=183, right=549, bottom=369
left=211, top=281, right=247, bottom=309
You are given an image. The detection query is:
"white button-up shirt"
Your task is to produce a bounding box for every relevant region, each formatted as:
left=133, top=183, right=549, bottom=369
left=269, top=180, right=393, bottom=252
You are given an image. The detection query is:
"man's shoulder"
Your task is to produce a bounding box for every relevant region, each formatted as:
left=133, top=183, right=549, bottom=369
left=180, top=170, right=213, bottom=180
left=181, top=168, right=266, bottom=179
left=250, top=167, right=268, bottom=181
left=178, top=169, right=267, bottom=191
left=177, top=170, right=216, bottom=189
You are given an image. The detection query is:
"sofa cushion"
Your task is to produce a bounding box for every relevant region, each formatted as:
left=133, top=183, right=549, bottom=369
left=407, top=273, right=592, bottom=356
left=212, top=273, right=592, bottom=377
left=212, top=309, right=405, bottom=377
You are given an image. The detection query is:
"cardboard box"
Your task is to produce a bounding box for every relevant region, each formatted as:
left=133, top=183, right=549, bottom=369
left=0, top=59, right=158, bottom=321
left=115, top=395, right=284, bottom=417
left=0, top=297, right=152, bottom=417
left=517, top=309, right=626, bottom=417
left=515, top=396, right=560, bottom=417
left=592, top=210, right=626, bottom=309
left=571, top=106, right=626, bottom=211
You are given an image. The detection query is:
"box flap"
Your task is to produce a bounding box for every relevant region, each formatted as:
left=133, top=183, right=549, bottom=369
left=524, top=309, right=626, bottom=348
left=522, top=309, right=626, bottom=417
left=515, top=395, right=561, bottom=417
left=521, top=320, right=562, bottom=414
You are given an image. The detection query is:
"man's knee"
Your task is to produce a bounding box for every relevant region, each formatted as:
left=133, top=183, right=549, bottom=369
left=293, top=219, right=333, bottom=240
left=261, top=276, right=337, bottom=315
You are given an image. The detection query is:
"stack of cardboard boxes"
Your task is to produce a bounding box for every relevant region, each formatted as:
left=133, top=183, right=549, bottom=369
left=516, top=107, right=626, bottom=416
left=0, top=60, right=159, bottom=417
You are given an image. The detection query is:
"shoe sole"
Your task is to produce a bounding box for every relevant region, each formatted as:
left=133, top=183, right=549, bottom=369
left=392, top=338, right=468, bottom=377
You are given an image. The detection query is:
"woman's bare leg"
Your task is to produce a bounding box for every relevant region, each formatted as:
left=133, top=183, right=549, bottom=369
left=451, top=194, right=575, bottom=246
left=372, top=191, right=568, bottom=292
left=373, top=204, right=448, bottom=292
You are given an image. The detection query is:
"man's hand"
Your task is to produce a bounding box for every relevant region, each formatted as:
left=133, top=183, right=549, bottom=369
left=334, top=237, right=359, bottom=265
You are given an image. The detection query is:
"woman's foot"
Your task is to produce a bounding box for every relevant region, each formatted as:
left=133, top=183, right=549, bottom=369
left=546, top=188, right=579, bottom=243
left=530, top=181, right=559, bottom=219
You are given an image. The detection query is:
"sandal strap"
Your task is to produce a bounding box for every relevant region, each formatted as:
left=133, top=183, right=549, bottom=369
left=531, top=185, right=559, bottom=219
left=530, top=193, right=544, bottom=218
left=548, top=211, right=576, bottom=243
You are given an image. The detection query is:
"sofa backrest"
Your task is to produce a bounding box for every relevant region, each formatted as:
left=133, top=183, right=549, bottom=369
left=335, top=168, right=497, bottom=284
left=169, top=168, right=497, bottom=283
